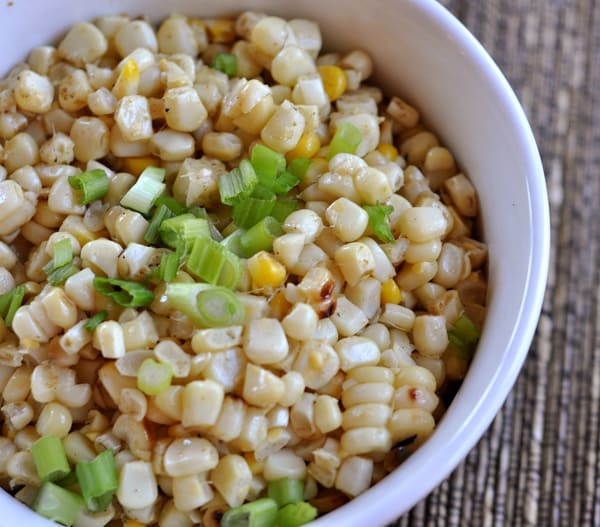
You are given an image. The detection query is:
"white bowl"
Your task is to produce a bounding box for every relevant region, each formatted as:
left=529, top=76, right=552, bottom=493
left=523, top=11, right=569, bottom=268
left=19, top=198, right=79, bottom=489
left=0, top=0, right=549, bottom=525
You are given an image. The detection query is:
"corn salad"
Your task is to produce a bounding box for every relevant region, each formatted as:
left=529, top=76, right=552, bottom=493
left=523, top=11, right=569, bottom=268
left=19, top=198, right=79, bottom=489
left=0, top=11, right=488, bottom=527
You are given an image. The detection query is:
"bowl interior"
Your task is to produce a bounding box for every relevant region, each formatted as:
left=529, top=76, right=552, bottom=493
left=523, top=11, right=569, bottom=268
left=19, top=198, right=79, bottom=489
left=0, top=1, right=549, bottom=526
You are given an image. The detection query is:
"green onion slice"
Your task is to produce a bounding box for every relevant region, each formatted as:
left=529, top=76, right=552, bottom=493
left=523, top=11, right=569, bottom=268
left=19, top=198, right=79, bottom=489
left=137, top=357, right=173, bottom=395
left=31, top=436, right=71, bottom=483
left=232, top=190, right=277, bottom=229
left=220, top=497, right=279, bottom=527
left=239, top=216, right=283, bottom=258
left=166, top=282, right=245, bottom=328
left=159, top=251, right=180, bottom=282
left=287, top=157, right=312, bottom=181
left=68, top=169, right=109, bottom=205
left=120, top=166, right=166, bottom=214
left=269, top=198, right=300, bottom=223
left=75, top=449, right=118, bottom=512
left=363, top=202, right=395, bottom=243
left=33, top=482, right=84, bottom=527
left=0, top=285, right=26, bottom=326
left=93, top=277, right=154, bottom=308
left=144, top=204, right=173, bottom=244
left=46, top=264, right=79, bottom=286
left=275, top=501, right=318, bottom=527
left=448, top=312, right=480, bottom=360
left=327, top=121, right=362, bottom=159
left=268, top=478, right=304, bottom=508
left=251, top=144, right=286, bottom=181
left=154, top=194, right=188, bottom=216
left=220, top=229, right=245, bottom=257
left=159, top=214, right=211, bottom=251
left=84, top=310, right=108, bottom=332
left=219, top=160, right=258, bottom=206
left=52, top=238, right=73, bottom=269
left=211, top=52, right=238, bottom=77
left=186, top=237, right=241, bottom=289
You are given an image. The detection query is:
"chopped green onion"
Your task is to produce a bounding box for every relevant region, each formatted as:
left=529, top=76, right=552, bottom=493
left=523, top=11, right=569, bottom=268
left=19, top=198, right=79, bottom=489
left=211, top=52, right=238, bottom=77
left=166, top=283, right=245, bottom=328
left=239, top=216, right=283, bottom=258
left=268, top=170, right=301, bottom=195
left=144, top=204, right=173, bottom=244
left=75, top=450, right=117, bottom=512
left=219, top=160, right=258, bottom=205
left=221, top=229, right=245, bottom=257
left=52, top=238, right=73, bottom=269
left=159, top=251, right=180, bottom=282
left=287, top=157, right=312, bottom=181
left=267, top=478, right=304, bottom=507
left=270, top=198, right=300, bottom=223
left=4, top=285, right=25, bottom=327
left=31, top=436, right=71, bottom=483
left=137, top=358, right=173, bottom=395
left=220, top=497, right=278, bottom=527
left=275, top=502, right=318, bottom=527
left=46, top=263, right=79, bottom=286
left=154, top=194, right=188, bottom=216
left=33, top=482, right=84, bottom=527
left=186, top=238, right=241, bottom=289
left=251, top=144, right=286, bottom=182
left=84, top=310, right=108, bottom=332
left=93, top=277, right=154, bottom=308
left=120, top=166, right=166, bottom=214
left=68, top=169, right=109, bottom=205
left=159, top=214, right=210, bottom=251
left=448, top=312, right=480, bottom=360
left=327, top=121, right=362, bottom=159
left=363, top=202, right=395, bottom=243
left=188, top=207, right=224, bottom=241
left=55, top=471, right=79, bottom=492
left=232, top=191, right=277, bottom=229
left=0, top=289, right=13, bottom=319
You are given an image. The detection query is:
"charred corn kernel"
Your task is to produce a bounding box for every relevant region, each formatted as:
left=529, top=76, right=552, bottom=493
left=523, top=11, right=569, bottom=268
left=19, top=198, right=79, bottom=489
left=122, top=156, right=158, bottom=176
left=286, top=131, right=321, bottom=161
left=318, top=65, right=347, bottom=101
left=247, top=251, right=286, bottom=289
left=269, top=290, right=291, bottom=320
left=381, top=279, right=402, bottom=304
left=113, top=58, right=139, bottom=99
left=377, top=143, right=398, bottom=161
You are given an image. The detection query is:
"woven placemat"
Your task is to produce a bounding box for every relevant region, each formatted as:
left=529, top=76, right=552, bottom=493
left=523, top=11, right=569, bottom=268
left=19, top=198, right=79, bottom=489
left=393, top=1, right=599, bottom=525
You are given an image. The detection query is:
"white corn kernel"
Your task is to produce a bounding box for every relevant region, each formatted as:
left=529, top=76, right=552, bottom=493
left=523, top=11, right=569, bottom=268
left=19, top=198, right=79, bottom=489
left=58, top=22, right=107, bottom=67
left=340, top=427, right=391, bottom=455
left=191, top=326, right=243, bottom=353
left=335, top=456, right=373, bottom=497
left=388, top=408, right=435, bottom=442
left=64, top=268, right=96, bottom=311
left=342, top=382, right=394, bottom=408
left=181, top=380, right=224, bottom=428
left=283, top=209, right=323, bottom=244
left=115, top=95, right=153, bottom=142
left=117, top=461, right=158, bottom=510
left=282, top=303, right=318, bottom=341
left=271, top=46, right=316, bottom=86
left=243, top=364, right=285, bottom=408
left=331, top=296, right=368, bottom=337
left=398, top=207, right=447, bottom=243
left=345, top=277, right=381, bottom=320
left=81, top=238, right=123, bottom=278
left=211, top=455, right=252, bottom=508
left=151, top=130, right=195, bottom=161
left=93, top=321, right=126, bottom=359
left=412, top=315, right=449, bottom=358
left=342, top=403, right=392, bottom=430
left=314, top=395, right=342, bottom=434
left=263, top=449, right=307, bottom=481
left=164, top=438, right=218, bottom=477
left=379, top=303, right=416, bottom=332
left=335, top=336, right=381, bottom=372
left=210, top=396, right=245, bottom=442
left=70, top=117, right=110, bottom=162
left=278, top=371, right=306, bottom=407
left=334, top=242, right=375, bottom=286
left=243, top=318, right=288, bottom=364
left=325, top=198, right=369, bottom=242
left=261, top=100, right=305, bottom=153
left=293, top=340, right=340, bottom=390
left=163, top=87, right=207, bottom=132
left=14, top=70, right=54, bottom=113
left=273, top=233, right=306, bottom=269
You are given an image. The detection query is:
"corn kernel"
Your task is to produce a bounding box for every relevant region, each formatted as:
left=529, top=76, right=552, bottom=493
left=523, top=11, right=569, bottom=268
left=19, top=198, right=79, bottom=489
left=377, top=143, right=398, bottom=162
left=286, top=132, right=321, bottom=162
left=317, top=65, right=347, bottom=101
left=381, top=279, right=402, bottom=304
left=206, top=18, right=236, bottom=43
left=269, top=290, right=291, bottom=320
left=122, top=156, right=159, bottom=176
left=124, top=520, right=146, bottom=527
left=247, top=251, right=287, bottom=289
left=113, top=59, right=139, bottom=99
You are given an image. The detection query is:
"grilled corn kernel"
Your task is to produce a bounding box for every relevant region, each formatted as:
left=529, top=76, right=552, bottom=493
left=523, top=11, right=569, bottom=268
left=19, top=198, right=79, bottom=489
left=317, top=65, right=347, bottom=101
left=247, top=251, right=287, bottom=289
left=381, top=279, right=402, bottom=304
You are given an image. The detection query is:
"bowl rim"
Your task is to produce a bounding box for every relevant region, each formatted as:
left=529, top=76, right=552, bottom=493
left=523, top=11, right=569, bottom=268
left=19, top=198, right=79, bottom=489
left=0, top=0, right=550, bottom=525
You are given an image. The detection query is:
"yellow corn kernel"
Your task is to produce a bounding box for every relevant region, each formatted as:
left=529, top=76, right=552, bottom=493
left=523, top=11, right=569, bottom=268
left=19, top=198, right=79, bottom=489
left=269, top=290, right=291, bottom=320
left=247, top=251, right=287, bottom=289
left=286, top=132, right=321, bottom=162
left=317, top=65, right=347, bottom=102
left=124, top=521, right=146, bottom=527
left=113, top=59, right=139, bottom=99
left=206, top=18, right=236, bottom=43
left=377, top=143, right=399, bottom=162
left=122, top=156, right=159, bottom=176
left=381, top=279, right=402, bottom=305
